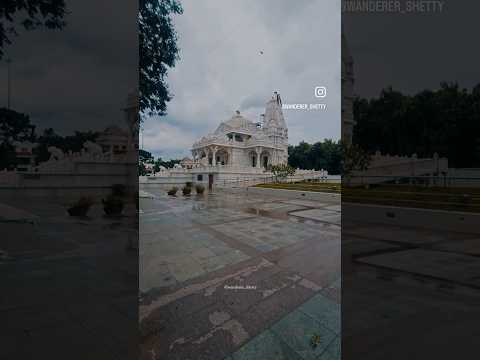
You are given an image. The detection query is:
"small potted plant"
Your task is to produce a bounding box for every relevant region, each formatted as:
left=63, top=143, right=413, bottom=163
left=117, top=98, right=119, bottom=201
left=67, top=197, right=94, bottom=216
left=102, top=194, right=124, bottom=215
left=195, top=184, right=205, bottom=194
left=167, top=186, right=178, bottom=196
left=182, top=185, right=192, bottom=196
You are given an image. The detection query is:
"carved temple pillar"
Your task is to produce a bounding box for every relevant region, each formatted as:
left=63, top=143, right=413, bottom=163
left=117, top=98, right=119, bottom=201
left=212, top=146, right=218, bottom=166
left=256, top=147, right=261, bottom=168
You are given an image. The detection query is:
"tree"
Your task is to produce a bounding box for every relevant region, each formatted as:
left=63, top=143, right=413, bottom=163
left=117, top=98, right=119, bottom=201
left=35, top=127, right=63, bottom=163
left=271, top=164, right=295, bottom=182
left=0, top=0, right=67, bottom=59
left=288, top=139, right=342, bottom=174
left=34, top=129, right=99, bottom=163
left=0, top=108, right=36, bottom=170
left=342, top=142, right=371, bottom=183
left=139, top=149, right=153, bottom=161
left=0, top=107, right=35, bottom=141
left=138, top=162, right=147, bottom=176
left=352, top=82, right=480, bottom=168
left=139, top=0, right=183, bottom=119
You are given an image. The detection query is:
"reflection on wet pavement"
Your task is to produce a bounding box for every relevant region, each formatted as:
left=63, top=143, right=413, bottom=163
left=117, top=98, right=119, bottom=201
left=139, top=187, right=341, bottom=360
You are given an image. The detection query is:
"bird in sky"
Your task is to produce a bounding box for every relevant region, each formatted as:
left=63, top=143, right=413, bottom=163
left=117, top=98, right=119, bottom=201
left=259, top=50, right=264, bottom=55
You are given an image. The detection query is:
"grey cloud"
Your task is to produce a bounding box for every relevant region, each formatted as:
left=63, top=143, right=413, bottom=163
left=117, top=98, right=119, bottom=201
left=144, top=0, right=341, bottom=159
left=0, top=0, right=137, bottom=135
left=344, top=0, right=480, bottom=98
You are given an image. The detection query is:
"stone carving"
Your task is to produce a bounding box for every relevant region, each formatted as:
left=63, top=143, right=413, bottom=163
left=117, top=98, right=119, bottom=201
left=47, top=146, right=64, bottom=160
left=199, top=157, right=209, bottom=166
left=83, top=141, right=103, bottom=156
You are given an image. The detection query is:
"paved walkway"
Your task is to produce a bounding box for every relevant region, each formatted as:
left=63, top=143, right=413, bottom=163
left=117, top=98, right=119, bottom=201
left=139, top=187, right=341, bottom=360
left=1, top=195, right=138, bottom=359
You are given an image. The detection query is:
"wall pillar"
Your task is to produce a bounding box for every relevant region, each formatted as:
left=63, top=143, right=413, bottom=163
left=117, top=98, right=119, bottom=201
left=212, top=146, right=218, bottom=166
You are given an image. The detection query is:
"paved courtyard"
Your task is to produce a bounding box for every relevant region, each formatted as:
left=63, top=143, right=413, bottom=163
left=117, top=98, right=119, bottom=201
left=0, top=193, right=138, bottom=359
left=139, top=187, right=341, bottom=360
left=342, top=203, right=480, bottom=359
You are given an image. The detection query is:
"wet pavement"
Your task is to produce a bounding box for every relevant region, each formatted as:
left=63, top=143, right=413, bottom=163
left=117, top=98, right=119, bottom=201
left=139, top=187, right=341, bottom=360
left=0, top=195, right=138, bottom=360
left=342, top=204, right=480, bottom=359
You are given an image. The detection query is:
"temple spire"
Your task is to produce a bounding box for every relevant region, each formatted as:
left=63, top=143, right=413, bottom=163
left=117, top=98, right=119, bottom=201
left=264, top=91, right=286, bottom=129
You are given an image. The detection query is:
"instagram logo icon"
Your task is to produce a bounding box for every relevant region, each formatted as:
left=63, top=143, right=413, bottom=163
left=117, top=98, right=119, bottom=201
left=314, top=86, right=327, bottom=98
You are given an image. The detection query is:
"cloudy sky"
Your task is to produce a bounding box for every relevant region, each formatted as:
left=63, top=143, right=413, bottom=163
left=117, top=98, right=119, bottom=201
left=143, top=0, right=341, bottom=160
left=0, top=1, right=137, bottom=135
left=344, top=0, right=480, bottom=98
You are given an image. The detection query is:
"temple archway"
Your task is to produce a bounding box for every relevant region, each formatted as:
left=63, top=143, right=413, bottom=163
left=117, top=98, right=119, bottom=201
left=216, top=149, right=229, bottom=166
left=260, top=150, right=271, bottom=169
left=249, top=151, right=258, bottom=167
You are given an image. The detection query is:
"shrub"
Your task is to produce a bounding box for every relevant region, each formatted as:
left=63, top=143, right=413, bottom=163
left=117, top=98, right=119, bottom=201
left=195, top=184, right=205, bottom=194
left=102, top=195, right=124, bottom=215
left=182, top=186, right=192, bottom=195
left=271, top=164, right=296, bottom=182
left=186, top=181, right=193, bottom=188
left=167, top=186, right=178, bottom=196
left=67, top=197, right=94, bottom=216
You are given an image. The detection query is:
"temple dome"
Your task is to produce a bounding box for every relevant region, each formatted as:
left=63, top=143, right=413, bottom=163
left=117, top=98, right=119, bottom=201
left=223, top=111, right=253, bottom=129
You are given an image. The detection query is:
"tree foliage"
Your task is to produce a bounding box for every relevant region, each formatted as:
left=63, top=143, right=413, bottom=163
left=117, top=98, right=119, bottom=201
left=154, top=157, right=180, bottom=171
left=35, top=128, right=98, bottom=163
left=139, top=0, right=183, bottom=118
left=0, top=111, right=100, bottom=170
left=353, top=83, right=480, bottom=168
left=342, top=142, right=371, bottom=177
left=288, top=139, right=342, bottom=174
left=0, top=107, right=35, bottom=141
left=139, top=149, right=153, bottom=161
left=0, top=108, right=35, bottom=170
left=0, top=0, right=67, bottom=58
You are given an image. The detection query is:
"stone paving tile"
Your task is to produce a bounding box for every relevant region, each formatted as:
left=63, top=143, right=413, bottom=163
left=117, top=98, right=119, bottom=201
left=270, top=309, right=337, bottom=360
left=140, top=188, right=341, bottom=360
left=298, top=294, right=341, bottom=334
left=212, top=217, right=320, bottom=253
left=358, top=249, right=480, bottom=286
left=168, top=256, right=206, bottom=282
left=323, top=205, right=341, bottom=212
left=323, top=335, right=340, bottom=359
left=317, top=349, right=336, bottom=360
left=141, top=302, right=235, bottom=360
left=280, top=200, right=329, bottom=208
left=187, top=208, right=255, bottom=225
left=290, top=209, right=341, bottom=225
left=140, top=226, right=250, bottom=291
left=431, top=237, right=480, bottom=255
left=347, top=224, right=452, bottom=245
left=231, top=330, right=303, bottom=360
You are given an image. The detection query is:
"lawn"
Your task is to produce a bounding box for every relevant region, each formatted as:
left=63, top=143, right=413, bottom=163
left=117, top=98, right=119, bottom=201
left=255, top=182, right=480, bottom=212
left=343, top=184, right=480, bottom=213
left=255, top=182, right=341, bottom=194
